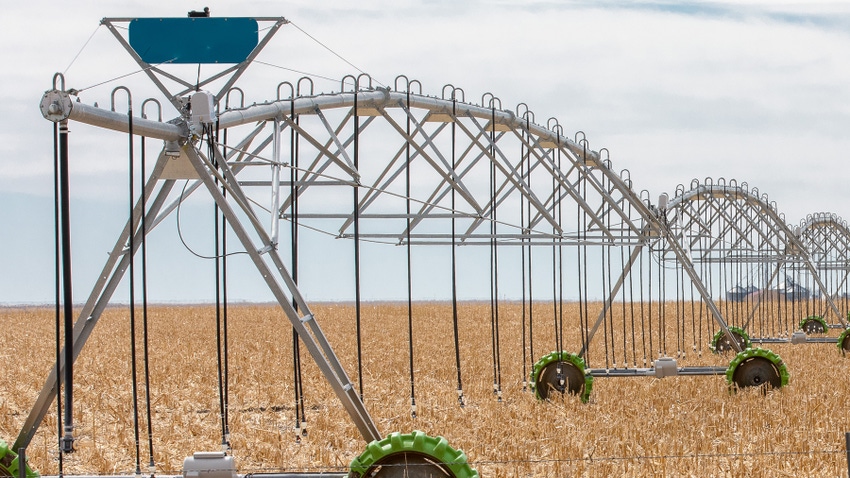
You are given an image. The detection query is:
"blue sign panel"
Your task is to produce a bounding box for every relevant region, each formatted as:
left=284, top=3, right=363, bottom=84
left=129, top=18, right=259, bottom=64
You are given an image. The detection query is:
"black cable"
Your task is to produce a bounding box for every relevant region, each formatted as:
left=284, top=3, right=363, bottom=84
left=175, top=179, right=248, bottom=260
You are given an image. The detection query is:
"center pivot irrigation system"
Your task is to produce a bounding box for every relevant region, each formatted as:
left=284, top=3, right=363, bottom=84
left=661, top=179, right=849, bottom=351
left=7, top=12, right=849, bottom=478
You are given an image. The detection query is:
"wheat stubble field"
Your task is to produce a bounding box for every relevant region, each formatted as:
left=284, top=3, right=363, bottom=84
left=1, top=302, right=849, bottom=477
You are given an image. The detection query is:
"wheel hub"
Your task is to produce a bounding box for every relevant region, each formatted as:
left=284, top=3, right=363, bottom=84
left=536, top=360, right=584, bottom=400
left=732, top=356, right=782, bottom=389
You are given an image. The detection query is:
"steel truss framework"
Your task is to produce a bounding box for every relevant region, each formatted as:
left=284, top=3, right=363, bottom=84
left=798, top=212, right=850, bottom=315
left=663, top=178, right=846, bottom=340
left=22, top=16, right=749, bottom=465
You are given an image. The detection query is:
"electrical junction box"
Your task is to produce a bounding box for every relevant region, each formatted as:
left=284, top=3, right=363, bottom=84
left=191, top=91, right=217, bottom=125
left=183, top=451, right=236, bottom=478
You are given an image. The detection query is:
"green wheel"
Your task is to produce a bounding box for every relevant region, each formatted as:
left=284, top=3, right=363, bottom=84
left=349, top=430, right=478, bottom=478
left=726, top=348, right=789, bottom=391
left=0, top=438, right=39, bottom=478
left=529, top=351, right=593, bottom=403
left=838, top=328, right=850, bottom=355
left=799, top=315, right=828, bottom=334
left=710, top=326, right=752, bottom=354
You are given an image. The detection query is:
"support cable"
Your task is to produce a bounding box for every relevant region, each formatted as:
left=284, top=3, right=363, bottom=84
left=288, top=22, right=382, bottom=86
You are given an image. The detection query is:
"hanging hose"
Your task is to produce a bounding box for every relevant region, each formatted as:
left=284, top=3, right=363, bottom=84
left=450, top=95, right=464, bottom=406
left=58, top=116, right=75, bottom=455
left=123, top=92, right=145, bottom=476
left=403, top=90, right=417, bottom=417
left=638, top=239, right=647, bottom=366
left=139, top=99, right=156, bottom=472
left=353, top=93, right=365, bottom=403
left=551, top=158, right=560, bottom=361
left=488, top=103, right=502, bottom=401
left=527, top=124, right=536, bottom=372
left=519, top=121, right=528, bottom=392
left=290, top=95, right=307, bottom=439
left=52, top=120, right=65, bottom=474
left=578, top=152, right=589, bottom=366
left=209, top=124, right=230, bottom=452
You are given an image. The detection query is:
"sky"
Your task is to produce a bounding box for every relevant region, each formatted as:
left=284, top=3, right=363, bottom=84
left=2, top=0, right=850, bottom=304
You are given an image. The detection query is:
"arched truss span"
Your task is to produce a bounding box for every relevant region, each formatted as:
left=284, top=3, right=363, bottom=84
left=199, top=85, right=661, bottom=246
left=663, top=178, right=844, bottom=334
left=798, top=212, right=850, bottom=311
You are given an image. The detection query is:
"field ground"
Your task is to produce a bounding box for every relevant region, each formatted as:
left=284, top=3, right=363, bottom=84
left=1, top=302, right=849, bottom=477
